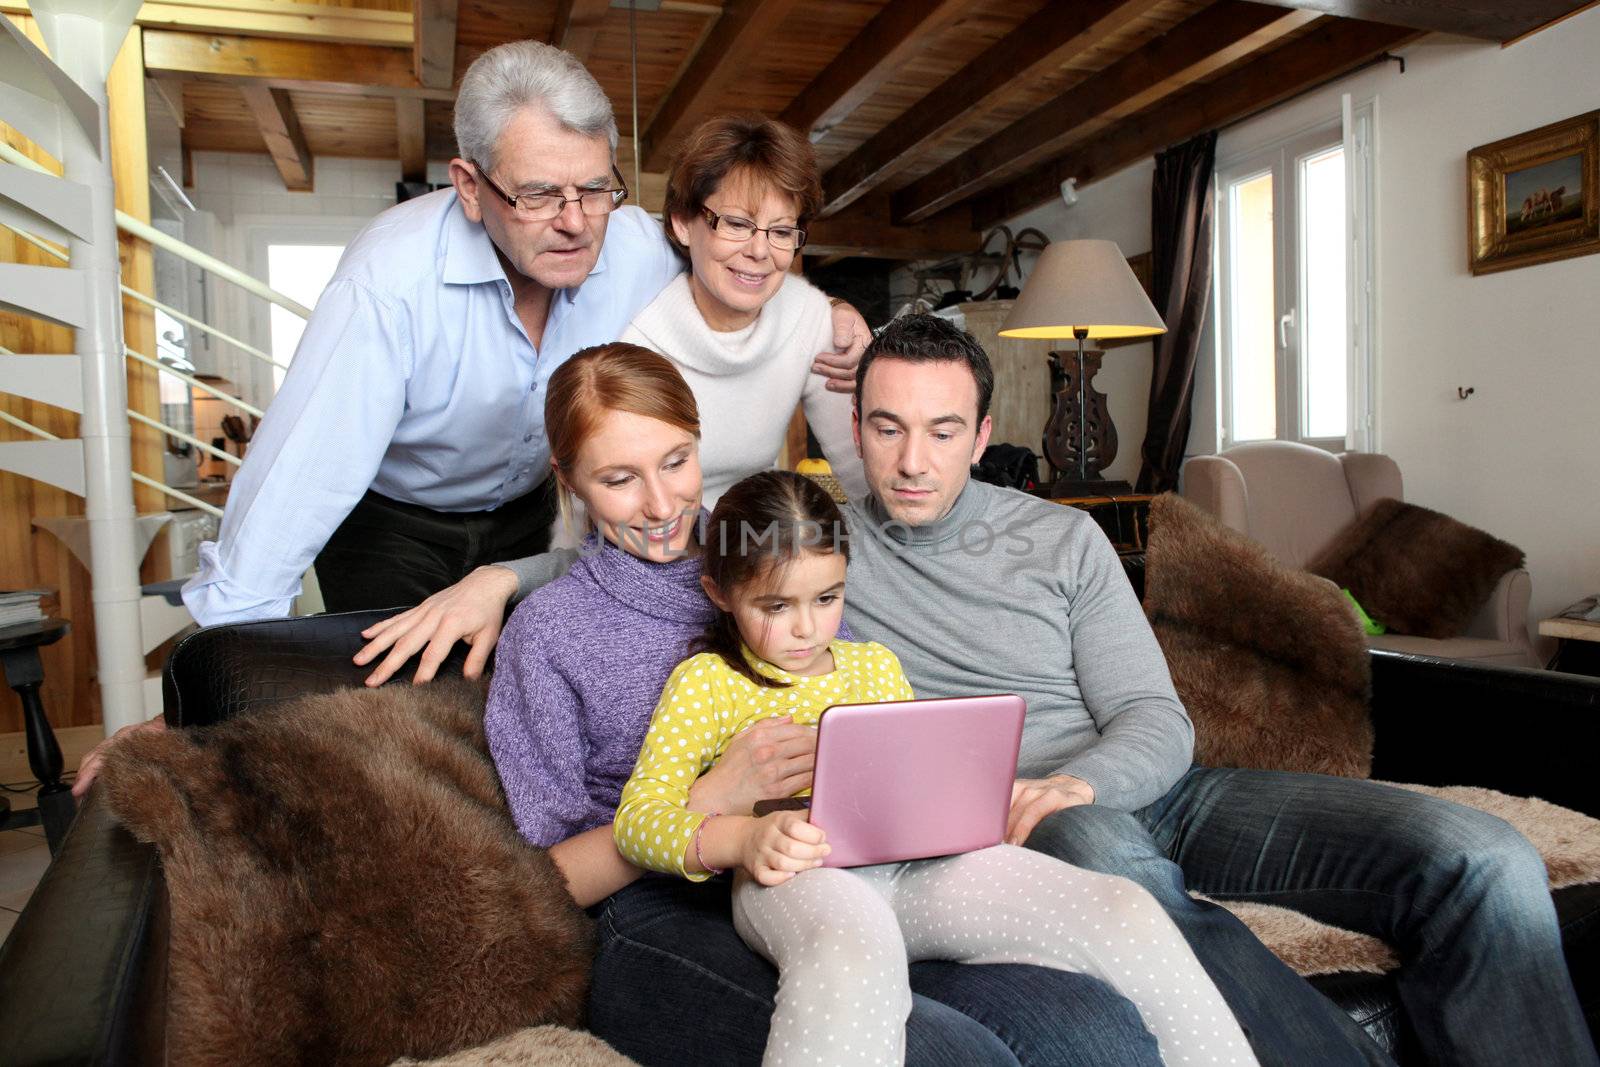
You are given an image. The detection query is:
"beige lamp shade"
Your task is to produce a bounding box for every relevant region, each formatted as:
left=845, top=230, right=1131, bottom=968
left=999, top=239, right=1167, bottom=341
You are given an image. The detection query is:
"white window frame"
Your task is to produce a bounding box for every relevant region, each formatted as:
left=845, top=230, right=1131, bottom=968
left=1214, top=101, right=1377, bottom=453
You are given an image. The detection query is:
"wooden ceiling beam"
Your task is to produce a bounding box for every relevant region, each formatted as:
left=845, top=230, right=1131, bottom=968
left=551, top=0, right=611, bottom=62
left=971, top=17, right=1422, bottom=228
left=1237, top=0, right=1586, bottom=41
left=779, top=0, right=972, bottom=143
left=1, top=0, right=412, bottom=47
left=816, top=0, right=1166, bottom=218
left=640, top=0, right=804, bottom=171
left=893, top=1, right=1317, bottom=224
left=143, top=28, right=454, bottom=100
left=804, top=194, right=976, bottom=260
left=412, top=0, right=458, bottom=90
left=397, top=96, right=427, bottom=182
left=239, top=83, right=313, bottom=190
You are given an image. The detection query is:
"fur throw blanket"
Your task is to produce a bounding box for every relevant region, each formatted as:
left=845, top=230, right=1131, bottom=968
left=100, top=680, right=594, bottom=1067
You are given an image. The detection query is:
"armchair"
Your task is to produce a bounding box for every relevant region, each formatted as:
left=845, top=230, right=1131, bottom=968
left=1182, top=441, right=1538, bottom=667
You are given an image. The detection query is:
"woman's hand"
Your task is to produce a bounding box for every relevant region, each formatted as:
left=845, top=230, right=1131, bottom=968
left=353, top=564, right=519, bottom=686
left=687, top=715, right=817, bottom=815
left=741, top=810, right=829, bottom=886
left=814, top=300, right=871, bottom=393
left=71, top=716, right=166, bottom=798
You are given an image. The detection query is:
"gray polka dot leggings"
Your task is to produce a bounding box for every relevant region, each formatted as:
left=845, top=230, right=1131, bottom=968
left=732, top=843, right=1257, bottom=1067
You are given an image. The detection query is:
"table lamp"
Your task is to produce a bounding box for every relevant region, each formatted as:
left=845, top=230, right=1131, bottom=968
left=999, top=239, right=1166, bottom=497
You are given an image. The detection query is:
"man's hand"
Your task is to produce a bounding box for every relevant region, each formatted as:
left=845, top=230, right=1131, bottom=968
left=742, top=810, right=830, bottom=886
left=1006, top=775, right=1095, bottom=845
left=687, top=715, right=817, bottom=815
left=815, top=300, right=871, bottom=393
left=353, top=564, right=519, bottom=686
left=71, top=717, right=166, bottom=798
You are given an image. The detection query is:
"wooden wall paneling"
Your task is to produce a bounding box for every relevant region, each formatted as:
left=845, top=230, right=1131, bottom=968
left=971, top=17, right=1422, bottom=226
left=294, top=91, right=400, bottom=157
left=1241, top=0, right=1584, bottom=41
left=143, top=28, right=453, bottom=99
left=892, top=1, right=1318, bottom=222
left=550, top=0, right=609, bottom=61
left=240, top=83, right=315, bottom=188
left=816, top=0, right=1168, bottom=216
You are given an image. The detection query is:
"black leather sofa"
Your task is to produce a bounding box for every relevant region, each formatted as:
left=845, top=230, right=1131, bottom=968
left=1, top=608, right=1597, bottom=1066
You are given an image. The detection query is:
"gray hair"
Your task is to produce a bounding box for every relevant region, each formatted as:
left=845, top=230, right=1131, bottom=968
left=453, top=41, right=619, bottom=170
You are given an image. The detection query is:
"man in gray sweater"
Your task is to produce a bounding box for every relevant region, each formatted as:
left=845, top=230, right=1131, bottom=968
left=842, top=314, right=1593, bottom=1067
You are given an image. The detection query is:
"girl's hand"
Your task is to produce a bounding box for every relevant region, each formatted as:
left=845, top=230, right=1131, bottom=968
left=353, top=564, right=519, bottom=686
left=742, top=810, right=829, bottom=886
left=687, top=715, right=817, bottom=815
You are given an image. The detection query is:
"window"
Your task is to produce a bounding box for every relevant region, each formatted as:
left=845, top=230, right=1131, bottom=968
left=1216, top=107, right=1374, bottom=451
left=266, top=243, right=347, bottom=388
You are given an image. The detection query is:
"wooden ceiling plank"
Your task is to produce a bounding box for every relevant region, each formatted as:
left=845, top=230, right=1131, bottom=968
left=817, top=0, right=1167, bottom=218
left=779, top=0, right=972, bottom=143
left=640, top=0, right=805, bottom=171
left=413, top=0, right=458, bottom=90
left=971, top=17, right=1422, bottom=228
left=1238, top=0, right=1584, bottom=41
left=805, top=193, right=977, bottom=260
left=893, top=1, right=1318, bottom=224
left=397, top=96, right=426, bottom=182
left=239, top=83, right=313, bottom=190
left=143, top=28, right=454, bottom=100
left=551, top=0, right=612, bottom=63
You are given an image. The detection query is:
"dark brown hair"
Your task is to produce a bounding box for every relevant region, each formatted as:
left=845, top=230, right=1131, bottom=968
left=695, top=470, right=849, bottom=688
left=545, top=342, right=700, bottom=532
left=856, top=312, right=996, bottom=425
left=661, top=113, right=822, bottom=253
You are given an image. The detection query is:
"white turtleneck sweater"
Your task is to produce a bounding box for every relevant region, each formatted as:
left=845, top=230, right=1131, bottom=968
left=621, top=272, right=867, bottom=507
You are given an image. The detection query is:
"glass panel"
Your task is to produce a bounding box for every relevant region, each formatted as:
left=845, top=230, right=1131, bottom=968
left=267, top=244, right=347, bottom=389
left=1229, top=172, right=1276, bottom=442
left=1301, top=146, right=1347, bottom=440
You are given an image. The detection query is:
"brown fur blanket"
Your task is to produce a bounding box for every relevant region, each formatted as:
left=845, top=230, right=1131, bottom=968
left=100, top=680, right=594, bottom=1067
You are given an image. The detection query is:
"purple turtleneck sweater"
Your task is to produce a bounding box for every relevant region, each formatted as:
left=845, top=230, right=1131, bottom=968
left=484, top=534, right=718, bottom=848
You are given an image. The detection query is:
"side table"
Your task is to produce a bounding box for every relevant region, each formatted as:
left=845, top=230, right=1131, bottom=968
left=1540, top=599, right=1600, bottom=677
left=0, top=617, right=77, bottom=853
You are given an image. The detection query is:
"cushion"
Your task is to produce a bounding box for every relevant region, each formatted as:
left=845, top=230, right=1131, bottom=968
left=1144, top=493, right=1373, bottom=778
left=100, top=680, right=594, bottom=1067
left=391, top=1026, right=638, bottom=1066
left=1309, top=498, right=1524, bottom=639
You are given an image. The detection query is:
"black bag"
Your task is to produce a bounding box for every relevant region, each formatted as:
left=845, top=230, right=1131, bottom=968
left=970, top=444, right=1040, bottom=492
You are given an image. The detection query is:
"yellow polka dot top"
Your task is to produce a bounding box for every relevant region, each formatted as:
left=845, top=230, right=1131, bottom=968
left=613, top=639, right=916, bottom=880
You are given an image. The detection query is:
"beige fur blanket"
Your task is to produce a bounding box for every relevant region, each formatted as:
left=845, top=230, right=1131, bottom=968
left=1208, top=783, right=1600, bottom=976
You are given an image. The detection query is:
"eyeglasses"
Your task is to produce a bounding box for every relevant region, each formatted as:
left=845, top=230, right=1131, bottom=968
left=473, top=161, right=629, bottom=221
left=701, top=207, right=808, bottom=251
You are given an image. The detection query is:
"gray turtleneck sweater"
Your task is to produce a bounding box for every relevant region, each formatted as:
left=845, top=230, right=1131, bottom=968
left=506, top=479, right=1193, bottom=813
left=837, top=481, right=1192, bottom=812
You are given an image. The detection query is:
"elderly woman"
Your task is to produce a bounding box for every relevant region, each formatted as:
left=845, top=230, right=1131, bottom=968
left=620, top=112, right=865, bottom=507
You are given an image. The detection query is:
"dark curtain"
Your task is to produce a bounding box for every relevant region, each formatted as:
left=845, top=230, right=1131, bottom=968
left=1136, top=130, right=1217, bottom=493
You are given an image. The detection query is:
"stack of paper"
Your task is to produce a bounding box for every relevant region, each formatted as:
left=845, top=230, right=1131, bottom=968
left=0, top=589, right=48, bottom=628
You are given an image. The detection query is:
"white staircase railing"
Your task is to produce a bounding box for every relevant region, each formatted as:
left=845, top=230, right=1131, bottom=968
left=1, top=7, right=310, bottom=730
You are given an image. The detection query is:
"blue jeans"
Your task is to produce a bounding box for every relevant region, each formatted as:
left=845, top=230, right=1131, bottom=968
left=1028, top=766, right=1598, bottom=1067
left=586, top=873, right=1163, bottom=1066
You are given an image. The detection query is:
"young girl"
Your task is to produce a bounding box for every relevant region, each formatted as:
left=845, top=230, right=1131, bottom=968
left=614, top=471, right=1257, bottom=1067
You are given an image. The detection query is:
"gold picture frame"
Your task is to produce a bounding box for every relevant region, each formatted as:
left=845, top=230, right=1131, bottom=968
left=1469, top=109, right=1600, bottom=275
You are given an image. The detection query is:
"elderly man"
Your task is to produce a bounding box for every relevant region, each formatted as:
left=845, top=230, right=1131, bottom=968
left=181, top=40, right=867, bottom=626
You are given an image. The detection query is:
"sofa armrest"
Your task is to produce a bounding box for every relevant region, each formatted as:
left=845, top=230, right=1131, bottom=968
left=1461, top=568, right=1533, bottom=650
left=1368, top=649, right=1600, bottom=816
left=0, top=790, right=167, bottom=1066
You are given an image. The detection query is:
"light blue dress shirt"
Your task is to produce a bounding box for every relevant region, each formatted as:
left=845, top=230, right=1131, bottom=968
left=183, top=190, right=682, bottom=624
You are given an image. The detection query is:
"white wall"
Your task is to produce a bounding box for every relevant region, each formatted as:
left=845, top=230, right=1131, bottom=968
left=1003, top=8, right=1600, bottom=629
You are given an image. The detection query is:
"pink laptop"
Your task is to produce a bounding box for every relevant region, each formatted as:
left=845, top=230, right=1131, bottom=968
left=809, top=694, right=1026, bottom=868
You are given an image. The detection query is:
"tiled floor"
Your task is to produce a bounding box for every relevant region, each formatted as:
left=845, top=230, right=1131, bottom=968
left=0, top=825, right=51, bottom=943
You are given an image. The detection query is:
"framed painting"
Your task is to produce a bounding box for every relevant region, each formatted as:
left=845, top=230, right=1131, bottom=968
left=1469, top=109, right=1599, bottom=275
